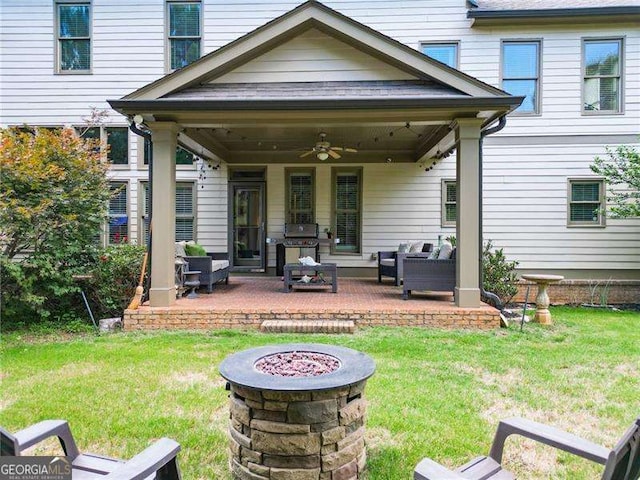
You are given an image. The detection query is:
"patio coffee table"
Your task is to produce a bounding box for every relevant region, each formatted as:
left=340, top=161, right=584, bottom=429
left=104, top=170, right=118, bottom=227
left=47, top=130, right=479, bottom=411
left=283, top=263, right=338, bottom=293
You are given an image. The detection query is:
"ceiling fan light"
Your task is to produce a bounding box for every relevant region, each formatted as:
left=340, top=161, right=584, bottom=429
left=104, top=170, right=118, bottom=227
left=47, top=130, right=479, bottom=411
left=317, top=151, right=329, bottom=161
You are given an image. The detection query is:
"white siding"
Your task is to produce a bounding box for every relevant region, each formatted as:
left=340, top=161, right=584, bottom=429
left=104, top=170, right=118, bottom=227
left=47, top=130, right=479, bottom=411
left=211, top=28, right=416, bottom=83
left=1, top=0, right=639, bottom=276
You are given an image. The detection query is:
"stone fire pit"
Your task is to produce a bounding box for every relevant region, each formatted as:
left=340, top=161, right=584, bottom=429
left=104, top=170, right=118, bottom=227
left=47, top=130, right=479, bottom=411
left=219, top=343, right=376, bottom=480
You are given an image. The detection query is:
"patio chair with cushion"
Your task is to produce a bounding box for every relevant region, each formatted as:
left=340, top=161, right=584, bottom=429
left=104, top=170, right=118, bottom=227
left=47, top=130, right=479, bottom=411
left=1, top=419, right=182, bottom=479
left=414, top=416, right=640, bottom=480
left=402, top=247, right=456, bottom=300
left=378, top=242, right=433, bottom=286
left=183, top=252, right=229, bottom=293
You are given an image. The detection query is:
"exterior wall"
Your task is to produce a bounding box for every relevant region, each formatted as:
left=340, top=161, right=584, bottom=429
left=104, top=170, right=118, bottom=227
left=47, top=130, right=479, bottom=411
left=1, top=0, right=639, bottom=278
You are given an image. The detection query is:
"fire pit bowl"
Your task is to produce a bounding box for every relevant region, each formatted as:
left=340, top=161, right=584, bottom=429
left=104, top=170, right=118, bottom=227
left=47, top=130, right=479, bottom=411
left=219, top=343, right=376, bottom=480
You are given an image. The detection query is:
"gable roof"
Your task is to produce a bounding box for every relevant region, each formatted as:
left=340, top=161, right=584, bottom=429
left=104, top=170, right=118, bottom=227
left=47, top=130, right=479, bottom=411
left=123, top=0, right=510, bottom=102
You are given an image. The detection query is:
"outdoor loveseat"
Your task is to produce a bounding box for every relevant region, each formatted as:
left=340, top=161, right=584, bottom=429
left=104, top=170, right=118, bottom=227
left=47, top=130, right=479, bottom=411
left=378, top=242, right=434, bottom=286
left=183, top=252, right=229, bottom=293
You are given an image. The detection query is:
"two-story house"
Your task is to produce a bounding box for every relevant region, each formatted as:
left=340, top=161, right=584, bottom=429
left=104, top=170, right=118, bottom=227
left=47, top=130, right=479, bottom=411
left=1, top=0, right=638, bottom=308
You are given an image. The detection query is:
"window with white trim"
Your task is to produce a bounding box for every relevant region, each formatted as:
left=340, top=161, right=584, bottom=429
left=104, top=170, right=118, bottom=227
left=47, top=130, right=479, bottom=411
left=421, top=43, right=458, bottom=68
left=77, top=126, right=129, bottom=165
left=502, top=40, right=540, bottom=114
left=331, top=168, right=362, bottom=254
left=286, top=168, right=315, bottom=224
left=108, top=182, right=128, bottom=244
left=140, top=182, right=196, bottom=243
left=568, top=179, right=605, bottom=226
left=143, top=138, right=195, bottom=166
left=442, top=180, right=457, bottom=227
left=167, top=1, right=201, bottom=70
left=583, top=39, right=622, bottom=113
left=56, top=2, right=91, bottom=72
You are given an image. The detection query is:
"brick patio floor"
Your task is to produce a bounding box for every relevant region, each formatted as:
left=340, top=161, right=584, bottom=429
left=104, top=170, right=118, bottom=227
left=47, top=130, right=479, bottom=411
left=124, top=276, right=501, bottom=331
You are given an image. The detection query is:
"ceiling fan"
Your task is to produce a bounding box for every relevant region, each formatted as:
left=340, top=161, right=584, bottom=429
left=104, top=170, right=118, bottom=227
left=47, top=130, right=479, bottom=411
left=299, top=132, right=358, bottom=161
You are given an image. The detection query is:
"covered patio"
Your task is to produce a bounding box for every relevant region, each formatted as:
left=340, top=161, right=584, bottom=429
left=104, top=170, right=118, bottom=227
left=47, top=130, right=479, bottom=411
left=124, top=276, right=501, bottom=331
left=110, top=1, right=522, bottom=328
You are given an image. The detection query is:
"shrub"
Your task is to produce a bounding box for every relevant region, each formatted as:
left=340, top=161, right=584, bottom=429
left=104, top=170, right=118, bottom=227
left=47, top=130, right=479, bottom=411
left=483, top=239, right=519, bottom=305
left=0, top=126, right=110, bottom=324
left=87, top=244, right=146, bottom=319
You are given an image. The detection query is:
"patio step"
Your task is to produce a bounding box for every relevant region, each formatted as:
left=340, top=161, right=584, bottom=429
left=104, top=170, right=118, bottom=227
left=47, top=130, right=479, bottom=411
left=260, top=320, right=355, bottom=334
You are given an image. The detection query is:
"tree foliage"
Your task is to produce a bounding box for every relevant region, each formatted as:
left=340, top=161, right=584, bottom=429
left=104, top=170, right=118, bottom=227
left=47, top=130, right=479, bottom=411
left=590, top=144, right=640, bottom=218
left=0, top=126, right=111, bottom=321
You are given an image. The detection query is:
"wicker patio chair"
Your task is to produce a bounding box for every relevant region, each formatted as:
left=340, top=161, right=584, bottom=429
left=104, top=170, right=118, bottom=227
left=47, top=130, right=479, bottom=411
left=183, top=252, right=229, bottom=293
left=1, top=420, right=182, bottom=480
left=415, top=416, right=640, bottom=480
left=401, top=255, right=455, bottom=300
left=378, top=243, right=433, bottom=286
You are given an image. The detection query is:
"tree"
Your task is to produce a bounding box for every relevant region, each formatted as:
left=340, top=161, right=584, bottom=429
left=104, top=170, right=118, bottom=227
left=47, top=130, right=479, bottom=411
left=0, top=126, right=111, bottom=321
left=590, top=144, right=640, bottom=218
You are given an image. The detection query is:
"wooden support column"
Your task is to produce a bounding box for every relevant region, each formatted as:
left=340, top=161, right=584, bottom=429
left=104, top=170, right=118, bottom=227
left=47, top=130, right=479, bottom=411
left=147, top=122, right=180, bottom=307
left=454, top=118, right=484, bottom=308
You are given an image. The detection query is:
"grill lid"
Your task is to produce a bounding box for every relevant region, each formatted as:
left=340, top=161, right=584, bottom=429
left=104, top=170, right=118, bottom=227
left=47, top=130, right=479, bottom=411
left=284, top=223, right=319, bottom=238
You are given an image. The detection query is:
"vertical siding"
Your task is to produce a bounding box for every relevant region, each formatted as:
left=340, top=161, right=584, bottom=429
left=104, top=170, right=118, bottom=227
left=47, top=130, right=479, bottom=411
left=1, top=0, right=639, bottom=274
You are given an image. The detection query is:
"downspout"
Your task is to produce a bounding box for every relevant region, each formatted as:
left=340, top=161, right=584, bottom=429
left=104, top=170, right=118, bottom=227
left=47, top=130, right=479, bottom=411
left=479, top=115, right=507, bottom=311
left=129, top=121, right=153, bottom=303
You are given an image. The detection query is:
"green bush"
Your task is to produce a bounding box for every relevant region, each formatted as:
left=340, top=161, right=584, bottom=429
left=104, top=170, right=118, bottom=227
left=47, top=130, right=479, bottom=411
left=87, top=244, right=146, bottom=319
left=483, top=239, right=519, bottom=305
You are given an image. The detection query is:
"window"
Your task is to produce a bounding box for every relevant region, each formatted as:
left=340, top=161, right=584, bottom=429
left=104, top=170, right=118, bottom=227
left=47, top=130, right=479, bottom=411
left=108, top=182, right=128, bottom=244
left=583, top=39, right=622, bottom=113
left=286, top=168, right=315, bottom=224
left=421, top=42, right=458, bottom=68
left=502, top=41, right=540, bottom=114
left=56, top=2, right=91, bottom=72
left=140, top=182, right=196, bottom=243
left=167, top=1, right=201, bottom=70
left=442, top=180, right=457, bottom=227
left=331, top=168, right=362, bottom=254
left=568, top=179, right=605, bottom=226
left=143, top=138, right=195, bottom=166
left=78, top=126, right=129, bottom=165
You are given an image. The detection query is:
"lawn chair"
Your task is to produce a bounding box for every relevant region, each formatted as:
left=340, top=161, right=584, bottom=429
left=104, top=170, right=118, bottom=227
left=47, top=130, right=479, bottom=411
left=1, top=420, right=181, bottom=480
left=415, top=416, right=640, bottom=480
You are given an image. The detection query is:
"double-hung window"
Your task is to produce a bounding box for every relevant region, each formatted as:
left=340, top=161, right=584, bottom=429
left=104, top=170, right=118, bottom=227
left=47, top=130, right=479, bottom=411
left=108, top=182, right=128, bottom=244
left=442, top=180, right=457, bottom=227
left=421, top=42, right=459, bottom=68
left=142, top=138, right=195, bottom=166
left=56, top=2, right=91, bottom=72
left=78, top=126, right=129, bottom=165
left=167, top=1, right=202, bottom=70
left=331, top=168, right=362, bottom=254
left=140, top=182, right=196, bottom=243
left=568, top=179, right=605, bottom=226
left=583, top=39, right=622, bottom=113
left=502, top=41, right=540, bottom=114
left=286, top=168, right=315, bottom=224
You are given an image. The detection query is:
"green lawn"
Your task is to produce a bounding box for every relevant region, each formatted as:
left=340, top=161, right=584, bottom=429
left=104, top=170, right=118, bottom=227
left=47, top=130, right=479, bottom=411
left=1, top=306, right=639, bottom=479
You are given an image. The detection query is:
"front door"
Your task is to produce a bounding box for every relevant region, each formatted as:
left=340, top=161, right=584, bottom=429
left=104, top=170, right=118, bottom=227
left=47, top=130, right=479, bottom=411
left=229, top=183, right=265, bottom=271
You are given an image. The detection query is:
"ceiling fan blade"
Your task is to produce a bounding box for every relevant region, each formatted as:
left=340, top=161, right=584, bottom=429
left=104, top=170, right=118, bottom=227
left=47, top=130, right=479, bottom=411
left=331, top=147, right=344, bottom=152
left=328, top=149, right=341, bottom=159
left=299, top=150, right=314, bottom=158
left=344, top=148, right=358, bottom=153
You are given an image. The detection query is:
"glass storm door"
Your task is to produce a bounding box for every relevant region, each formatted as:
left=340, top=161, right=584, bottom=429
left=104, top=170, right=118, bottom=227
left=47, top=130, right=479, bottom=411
left=230, top=183, right=265, bottom=271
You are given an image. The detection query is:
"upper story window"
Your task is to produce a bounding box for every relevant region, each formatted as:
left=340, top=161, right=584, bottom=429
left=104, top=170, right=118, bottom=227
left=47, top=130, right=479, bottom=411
left=442, top=180, right=457, bottom=227
left=421, top=42, right=458, bottom=68
left=286, top=168, right=315, bottom=224
left=502, top=41, right=540, bottom=114
left=568, top=179, right=605, bottom=227
left=56, top=2, right=91, bottom=73
left=78, top=126, right=129, bottom=165
left=583, top=39, right=622, bottom=114
left=143, top=138, right=195, bottom=166
left=167, top=1, right=202, bottom=71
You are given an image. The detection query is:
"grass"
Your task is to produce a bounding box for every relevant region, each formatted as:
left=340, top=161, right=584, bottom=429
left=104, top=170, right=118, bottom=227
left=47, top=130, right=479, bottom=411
left=1, top=306, right=639, bottom=479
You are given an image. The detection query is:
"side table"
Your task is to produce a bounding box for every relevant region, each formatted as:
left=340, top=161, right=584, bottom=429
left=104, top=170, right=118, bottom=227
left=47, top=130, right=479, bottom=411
left=283, top=263, right=338, bottom=293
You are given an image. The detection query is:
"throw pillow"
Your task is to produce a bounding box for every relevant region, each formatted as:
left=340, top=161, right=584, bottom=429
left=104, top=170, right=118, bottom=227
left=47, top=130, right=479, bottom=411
left=175, top=241, right=187, bottom=258
left=409, top=241, right=425, bottom=253
left=428, top=248, right=439, bottom=260
left=422, top=243, right=434, bottom=253
left=185, top=242, right=207, bottom=257
left=397, top=242, right=410, bottom=253
left=438, top=242, right=453, bottom=259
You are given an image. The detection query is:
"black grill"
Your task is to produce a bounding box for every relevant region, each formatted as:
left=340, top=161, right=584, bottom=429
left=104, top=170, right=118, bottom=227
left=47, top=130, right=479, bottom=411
left=276, top=223, right=320, bottom=276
